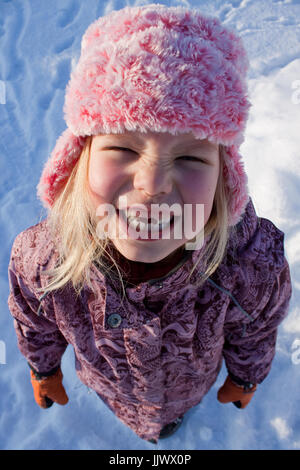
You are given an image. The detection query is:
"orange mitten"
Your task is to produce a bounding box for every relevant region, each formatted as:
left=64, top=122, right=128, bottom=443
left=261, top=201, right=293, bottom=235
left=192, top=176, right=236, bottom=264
left=217, top=375, right=257, bottom=409
left=30, top=367, right=69, bottom=409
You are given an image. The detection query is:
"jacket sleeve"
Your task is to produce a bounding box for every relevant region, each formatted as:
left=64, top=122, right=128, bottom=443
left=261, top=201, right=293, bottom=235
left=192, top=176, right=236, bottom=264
left=7, top=234, right=68, bottom=375
left=222, top=222, right=292, bottom=385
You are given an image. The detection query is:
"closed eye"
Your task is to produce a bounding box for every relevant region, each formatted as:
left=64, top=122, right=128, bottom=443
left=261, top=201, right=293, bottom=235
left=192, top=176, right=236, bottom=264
left=177, top=156, right=205, bottom=163
left=105, top=147, right=205, bottom=163
left=107, top=146, right=136, bottom=153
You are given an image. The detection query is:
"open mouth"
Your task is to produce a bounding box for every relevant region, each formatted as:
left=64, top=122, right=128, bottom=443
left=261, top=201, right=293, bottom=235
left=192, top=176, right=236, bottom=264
left=116, top=208, right=175, bottom=239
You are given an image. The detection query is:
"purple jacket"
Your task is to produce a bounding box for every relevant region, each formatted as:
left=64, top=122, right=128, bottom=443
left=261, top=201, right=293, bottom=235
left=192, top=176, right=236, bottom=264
left=7, top=199, right=292, bottom=441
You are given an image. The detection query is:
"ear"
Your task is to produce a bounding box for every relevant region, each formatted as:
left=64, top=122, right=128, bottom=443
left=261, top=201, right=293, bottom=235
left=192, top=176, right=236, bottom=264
left=37, top=129, right=87, bottom=209
left=219, top=145, right=249, bottom=227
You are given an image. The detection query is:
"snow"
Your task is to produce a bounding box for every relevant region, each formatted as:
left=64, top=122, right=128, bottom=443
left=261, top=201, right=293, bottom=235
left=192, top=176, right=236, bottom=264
left=1, top=0, right=299, bottom=450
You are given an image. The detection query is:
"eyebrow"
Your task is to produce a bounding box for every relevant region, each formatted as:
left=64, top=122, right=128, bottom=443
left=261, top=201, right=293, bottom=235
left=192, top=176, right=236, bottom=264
left=172, top=141, right=214, bottom=152
left=98, top=135, right=215, bottom=152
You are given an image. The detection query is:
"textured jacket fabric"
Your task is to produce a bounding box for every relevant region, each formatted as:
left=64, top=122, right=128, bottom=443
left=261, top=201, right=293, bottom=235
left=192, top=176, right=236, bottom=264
left=7, top=198, right=292, bottom=441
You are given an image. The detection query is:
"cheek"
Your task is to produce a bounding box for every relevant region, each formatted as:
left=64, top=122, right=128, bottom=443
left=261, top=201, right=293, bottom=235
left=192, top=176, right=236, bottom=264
left=180, top=170, right=218, bottom=223
left=88, top=159, right=123, bottom=205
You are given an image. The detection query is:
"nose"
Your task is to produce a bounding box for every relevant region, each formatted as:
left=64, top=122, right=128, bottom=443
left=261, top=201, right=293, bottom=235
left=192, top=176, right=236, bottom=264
left=133, top=160, right=173, bottom=197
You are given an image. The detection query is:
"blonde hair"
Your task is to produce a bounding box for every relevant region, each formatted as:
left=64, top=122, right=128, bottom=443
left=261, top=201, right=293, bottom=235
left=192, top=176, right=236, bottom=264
left=36, top=139, right=235, bottom=300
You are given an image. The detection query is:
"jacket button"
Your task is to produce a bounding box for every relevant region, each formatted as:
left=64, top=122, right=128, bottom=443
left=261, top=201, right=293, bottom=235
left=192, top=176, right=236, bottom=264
left=107, top=313, right=122, bottom=328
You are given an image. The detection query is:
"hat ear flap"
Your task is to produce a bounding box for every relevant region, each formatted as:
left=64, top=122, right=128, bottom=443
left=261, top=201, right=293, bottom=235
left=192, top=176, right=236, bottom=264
left=37, top=129, right=86, bottom=210
left=221, top=145, right=249, bottom=226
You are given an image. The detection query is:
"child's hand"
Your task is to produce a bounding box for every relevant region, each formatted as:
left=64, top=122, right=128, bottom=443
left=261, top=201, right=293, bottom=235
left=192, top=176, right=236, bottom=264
left=217, top=375, right=257, bottom=409
left=30, top=367, right=69, bottom=409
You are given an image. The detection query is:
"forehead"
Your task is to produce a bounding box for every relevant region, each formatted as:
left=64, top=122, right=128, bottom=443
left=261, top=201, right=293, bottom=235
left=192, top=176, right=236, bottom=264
left=93, top=131, right=218, bottom=151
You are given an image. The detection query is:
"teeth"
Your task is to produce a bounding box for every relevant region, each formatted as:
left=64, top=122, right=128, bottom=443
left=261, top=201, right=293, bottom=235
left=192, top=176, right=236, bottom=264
left=127, top=214, right=170, bottom=223
left=122, top=211, right=172, bottom=230
left=128, top=219, right=170, bottom=230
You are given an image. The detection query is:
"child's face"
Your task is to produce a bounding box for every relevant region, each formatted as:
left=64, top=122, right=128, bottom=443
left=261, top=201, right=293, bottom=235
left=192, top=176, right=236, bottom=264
left=88, top=131, right=220, bottom=263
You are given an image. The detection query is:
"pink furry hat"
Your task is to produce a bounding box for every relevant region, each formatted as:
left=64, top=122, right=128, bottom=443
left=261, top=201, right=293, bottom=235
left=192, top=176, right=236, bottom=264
left=37, top=3, right=251, bottom=227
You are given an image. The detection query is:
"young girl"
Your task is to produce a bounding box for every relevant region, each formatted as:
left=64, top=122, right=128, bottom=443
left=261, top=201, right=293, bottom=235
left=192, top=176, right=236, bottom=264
left=7, top=4, right=292, bottom=444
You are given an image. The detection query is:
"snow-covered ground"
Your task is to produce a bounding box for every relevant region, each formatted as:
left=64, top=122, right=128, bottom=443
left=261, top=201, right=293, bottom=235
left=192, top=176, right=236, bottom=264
left=1, top=0, right=300, bottom=450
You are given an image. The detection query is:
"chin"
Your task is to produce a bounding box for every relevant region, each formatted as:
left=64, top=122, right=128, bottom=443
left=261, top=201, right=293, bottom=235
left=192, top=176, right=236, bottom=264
left=112, top=240, right=181, bottom=264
